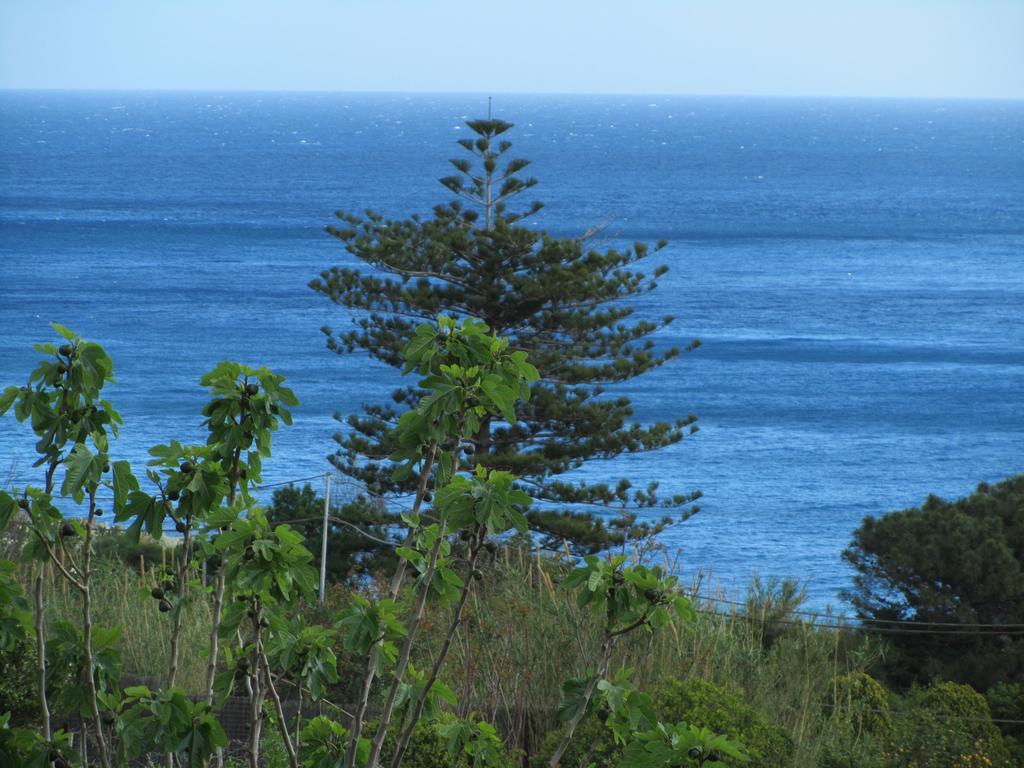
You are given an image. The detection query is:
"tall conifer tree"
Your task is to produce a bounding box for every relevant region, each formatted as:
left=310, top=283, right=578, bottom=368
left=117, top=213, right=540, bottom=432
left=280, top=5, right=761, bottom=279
left=310, top=118, right=700, bottom=554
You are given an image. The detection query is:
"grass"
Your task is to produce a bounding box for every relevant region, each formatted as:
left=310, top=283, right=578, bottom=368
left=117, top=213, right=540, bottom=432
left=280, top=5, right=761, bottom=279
left=6, top=526, right=1013, bottom=767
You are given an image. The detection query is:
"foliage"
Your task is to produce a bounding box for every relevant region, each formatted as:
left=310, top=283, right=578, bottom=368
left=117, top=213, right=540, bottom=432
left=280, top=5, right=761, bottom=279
left=985, top=682, right=1024, bottom=765
left=651, top=679, right=791, bottom=768
left=890, top=681, right=1012, bottom=768
left=0, top=712, right=75, bottom=768
left=843, top=476, right=1024, bottom=690
left=1, top=317, right=716, bottom=768
left=831, top=673, right=893, bottom=742
left=0, top=634, right=38, bottom=725
left=119, top=685, right=227, bottom=768
left=268, top=483, right=401, bottom=584
left=89, top=526, right=168, bottom=571
left=742, top=575, right=807, bottom=651
left=311, top=116, right=701, bottom=560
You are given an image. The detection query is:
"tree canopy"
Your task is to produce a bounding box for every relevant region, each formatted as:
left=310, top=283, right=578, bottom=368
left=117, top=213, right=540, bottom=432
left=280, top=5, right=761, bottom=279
left=843, top=475, right=1024, bottom=690
left=310, top=117, right=700, bottom=557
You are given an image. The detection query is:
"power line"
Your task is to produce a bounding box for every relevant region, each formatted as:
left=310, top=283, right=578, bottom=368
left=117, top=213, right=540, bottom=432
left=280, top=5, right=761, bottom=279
left=689, top=607, right=1024, bottom=636
left=692, top=594, right=1024, bottom=630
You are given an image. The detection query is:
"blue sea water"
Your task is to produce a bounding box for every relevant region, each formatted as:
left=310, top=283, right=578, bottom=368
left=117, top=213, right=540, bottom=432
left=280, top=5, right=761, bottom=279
left=1, top=91, right=1022, bottom=611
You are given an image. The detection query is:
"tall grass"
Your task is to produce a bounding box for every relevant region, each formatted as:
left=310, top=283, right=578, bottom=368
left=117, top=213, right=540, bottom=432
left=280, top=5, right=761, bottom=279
left=10, top=528, right=880, bottom=765
left=422, top=544, right=881, bottom=763
left=30, top=540, right=213, bottom=694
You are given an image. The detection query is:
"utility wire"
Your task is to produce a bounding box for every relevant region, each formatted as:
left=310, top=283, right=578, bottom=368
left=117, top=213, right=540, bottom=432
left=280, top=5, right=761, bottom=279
left=691, top=594, right=1024, bottom=630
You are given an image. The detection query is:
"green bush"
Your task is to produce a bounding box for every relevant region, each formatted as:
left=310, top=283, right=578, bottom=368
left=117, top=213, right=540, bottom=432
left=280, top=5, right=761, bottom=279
left=90, top=526, right=168, bottom=571
left=833, top=672, right=893, bottom=740
left=534, top=677, right=791, bottom=768
left=375, top=714, right=516, bottom=768
left=0, top=637, right=37, bottom=726
left=986, top=682, right=1024, bottom=766
left=653, top=678, right=792, bottom=768
left=533, top=716, right=615, bottom=768
left=891, top=681, right=1011, bottom=768
left=816, top=673, right=893, bottom=768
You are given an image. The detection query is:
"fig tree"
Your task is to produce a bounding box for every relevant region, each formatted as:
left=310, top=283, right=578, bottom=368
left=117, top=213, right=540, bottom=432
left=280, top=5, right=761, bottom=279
left=179, top=460, right=194, bottom=474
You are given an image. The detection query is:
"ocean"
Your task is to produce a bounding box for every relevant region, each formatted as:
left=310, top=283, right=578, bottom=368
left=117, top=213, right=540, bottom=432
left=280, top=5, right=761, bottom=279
left=1, top=91, right=1022, bottom=611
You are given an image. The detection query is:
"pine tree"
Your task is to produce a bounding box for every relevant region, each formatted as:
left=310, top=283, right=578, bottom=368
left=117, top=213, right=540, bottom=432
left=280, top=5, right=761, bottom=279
left=310, top=118, right=701, bottom=555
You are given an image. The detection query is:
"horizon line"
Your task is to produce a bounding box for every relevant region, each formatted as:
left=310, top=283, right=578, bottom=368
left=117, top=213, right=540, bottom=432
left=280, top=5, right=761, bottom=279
left=1, top=86, right=1022, bottom=103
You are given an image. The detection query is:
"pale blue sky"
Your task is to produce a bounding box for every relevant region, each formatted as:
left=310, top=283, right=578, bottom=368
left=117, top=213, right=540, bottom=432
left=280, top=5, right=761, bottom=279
left=1, top=0, right=1022, bottom=98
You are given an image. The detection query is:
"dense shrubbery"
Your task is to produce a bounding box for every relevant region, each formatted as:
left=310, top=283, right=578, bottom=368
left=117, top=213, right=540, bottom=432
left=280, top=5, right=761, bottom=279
left=891, top=682, right=1012, bottom=768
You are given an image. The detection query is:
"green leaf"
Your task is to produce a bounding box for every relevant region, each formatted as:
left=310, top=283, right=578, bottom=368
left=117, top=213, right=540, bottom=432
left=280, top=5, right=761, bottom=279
left=50, top=322, right=77, bottom=341
left=0, top=386, right=18, bottom=416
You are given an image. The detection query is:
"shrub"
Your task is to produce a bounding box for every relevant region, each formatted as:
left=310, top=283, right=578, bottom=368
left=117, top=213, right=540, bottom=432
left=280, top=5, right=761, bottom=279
left=90, top=525, right=168, bottom=571
left=986, top=682, right=1024, bottom=765
left=653, top=678, right=792, bottom=768
left=816, top=673, right=893, bottom=768
left=833, top=672, right=893, bottom=740
left=376, top=714, right=517, bottom=768
left=534, top=677, right=791, bottom=768
left=0, top=636, right=37, bottom=726
left=891, top=681, right=1012, bottom=768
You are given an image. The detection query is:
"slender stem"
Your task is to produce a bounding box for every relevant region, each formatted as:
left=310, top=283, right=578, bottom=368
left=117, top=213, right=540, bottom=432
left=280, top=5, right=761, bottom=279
left=205, top=446, right=241, bottom=705
left=389, top=527, right=484, bottom=768
left=81, top=490, right=111, bottom=768
left=261, top=650, right=299, bottom=768
left=546, top=637, right=615, bottom=768
left=33, top=569, right=51, bottom=742
left=247, top=616, right=265, bottom=768
left=343, top=443, right=437, bottom=768
left=387, top=443, right=439, bottom=600
left=366, top=527, right=447, bottom=767
left=167, top=522, right=192, bottom=687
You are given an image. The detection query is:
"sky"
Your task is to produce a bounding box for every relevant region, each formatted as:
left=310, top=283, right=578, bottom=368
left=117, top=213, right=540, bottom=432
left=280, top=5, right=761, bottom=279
left=1, top=1, right=1022, bottom=98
